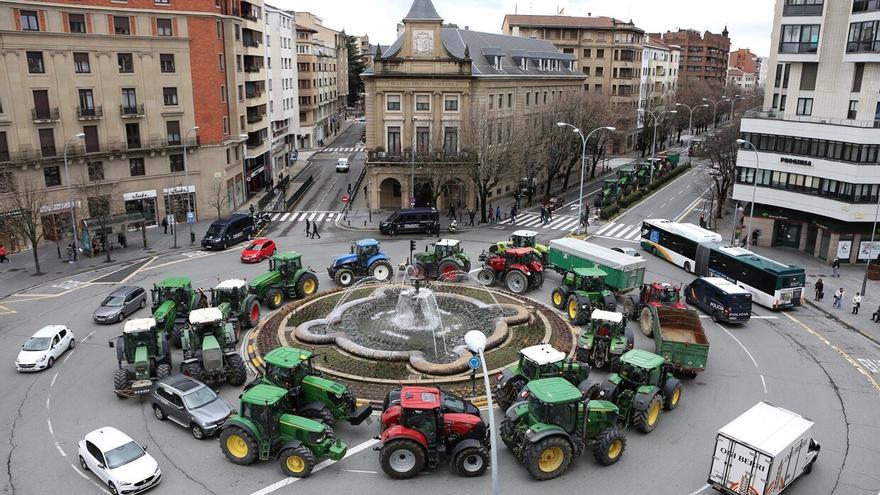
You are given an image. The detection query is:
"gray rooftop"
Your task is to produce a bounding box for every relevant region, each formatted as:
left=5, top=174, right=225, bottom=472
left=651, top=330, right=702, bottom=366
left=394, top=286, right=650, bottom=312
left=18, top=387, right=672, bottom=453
left=403, top=0, right=443, bottom=21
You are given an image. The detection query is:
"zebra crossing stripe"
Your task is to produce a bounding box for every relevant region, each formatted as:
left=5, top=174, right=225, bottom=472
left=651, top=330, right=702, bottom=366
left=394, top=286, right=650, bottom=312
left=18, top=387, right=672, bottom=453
left=615, top=225, right=634, bottom=238
left=546, top=216, right=571, bottom=229
left=519, top=217, right=543, bottom=228
left=271, top=213, right=282, bottom=221
left=627, top=229, right=641, bottom=240
left=595, top=222, right=616, bottom=235
left=279, top=213, right=291, bottom=222
left=557, top=218, right=579, bottom=231
left=307, top=212, right=317, bottom=221
left=605, top=224, right=628, bottom=237
left=315, top=213, right=325, bottom=221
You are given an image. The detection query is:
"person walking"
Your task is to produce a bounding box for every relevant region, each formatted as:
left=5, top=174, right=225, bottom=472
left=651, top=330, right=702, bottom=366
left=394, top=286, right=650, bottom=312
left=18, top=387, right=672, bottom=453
left=832, top=257, right=841, bottom=277
left=487, top=207, right=494, bottom=224
left=852, top=292, right=862, bottom=314
left=468, top=208, right=476, bottom=227
left=311, top=221, right=321, bottom=239
left=249, top=204, right=255, bottom=217
left=539, top=205, right=546, bottom=225
left=546, top=206, right=552, bottom=223
left=0, top=244, right=8, bottom=263
left=162, top=217, right=168, bottom=234
left=833, top=288, right=844, bottom=309
left=814, top=278, right=824, bottom=301
left=305, top=218, right=311, bottom=237
left=495, top=205, right=501, bottom=223
left=510, top=206, right=517, bottom=224
left=699, top=214, right=706, bottom=229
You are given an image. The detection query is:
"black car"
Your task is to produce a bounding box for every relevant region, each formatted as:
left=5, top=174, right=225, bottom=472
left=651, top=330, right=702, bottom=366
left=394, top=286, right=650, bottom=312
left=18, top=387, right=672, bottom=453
left=379, top=207, right=440, bottom=235
left=201, top=213, right=254, bottom=250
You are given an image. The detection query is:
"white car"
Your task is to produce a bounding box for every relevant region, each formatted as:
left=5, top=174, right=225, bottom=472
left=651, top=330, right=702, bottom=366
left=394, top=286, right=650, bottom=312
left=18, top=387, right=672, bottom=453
left=336, top=157, right=350, bottom=172
left=15, top=325, right=75, bottom=372
left=611, top=246, right=642, bottom=258
left=78, top=427, right=161, bottom=495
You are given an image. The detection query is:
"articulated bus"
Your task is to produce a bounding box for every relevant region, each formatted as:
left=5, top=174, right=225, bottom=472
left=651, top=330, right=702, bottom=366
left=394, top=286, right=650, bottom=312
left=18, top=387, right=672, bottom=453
left=641, top=219, right=805, bottom=309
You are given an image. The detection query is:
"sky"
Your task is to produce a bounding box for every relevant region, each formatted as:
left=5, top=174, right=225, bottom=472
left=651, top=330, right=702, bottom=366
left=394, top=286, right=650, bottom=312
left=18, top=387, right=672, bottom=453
left=271, top=0, right=774, bottom=56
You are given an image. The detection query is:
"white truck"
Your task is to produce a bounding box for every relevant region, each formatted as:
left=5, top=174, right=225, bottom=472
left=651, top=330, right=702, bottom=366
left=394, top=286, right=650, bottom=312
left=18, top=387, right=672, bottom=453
left=708, top=402, right=820, bottom=495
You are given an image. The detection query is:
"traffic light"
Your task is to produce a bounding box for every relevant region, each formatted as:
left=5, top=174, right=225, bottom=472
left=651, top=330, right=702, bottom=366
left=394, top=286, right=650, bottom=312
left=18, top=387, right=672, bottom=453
left=410, top=240, right=416, bottom=251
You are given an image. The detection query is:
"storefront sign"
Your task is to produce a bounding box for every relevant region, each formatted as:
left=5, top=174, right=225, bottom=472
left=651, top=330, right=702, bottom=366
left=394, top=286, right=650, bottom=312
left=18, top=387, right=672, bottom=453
left=858, top=241, right=880, bottom=261
left=163, top=185, right=195, bottom=195
left=123, top=190, right=157, bottom=201
left=781, top=157, right=812, bottom=166
left=39, top=200, right=81, bottom=213
left=837, top=240, right=852, bottom=260
left=247, top=166, right=265, bottom=179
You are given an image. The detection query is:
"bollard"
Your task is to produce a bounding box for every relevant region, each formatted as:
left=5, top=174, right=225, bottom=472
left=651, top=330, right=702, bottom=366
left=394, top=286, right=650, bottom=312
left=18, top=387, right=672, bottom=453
left=364, top=220, right=367, bottom=227
left=348, top=220, right=351, bottom=227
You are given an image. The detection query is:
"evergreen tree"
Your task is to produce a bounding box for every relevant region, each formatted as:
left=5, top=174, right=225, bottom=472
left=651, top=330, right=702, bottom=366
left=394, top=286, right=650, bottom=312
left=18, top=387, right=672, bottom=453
left=347, top=35, right=366, bottom=107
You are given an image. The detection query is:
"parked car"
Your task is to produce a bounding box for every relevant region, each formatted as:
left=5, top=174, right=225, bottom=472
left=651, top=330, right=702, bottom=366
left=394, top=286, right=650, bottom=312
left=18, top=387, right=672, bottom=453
left=541, top=196, right=564, bottom=212
left=336, top=158, right=350, bottom=172
left=379, top=207, right=440, bottom=235
left=240, top=238, right=277, bottom=263
left=356, top=116, right=366, bottom=123
left=150, top=375, right=235, bottom=439
left=201, top=213, right=254, bottom=250
left=94, top=286, right=147, bottom=323
left=15, top=325, right=75, bottom=372
left=610, top=246, right=642, bottom=258
left=78, top=426, right=161, bottom=495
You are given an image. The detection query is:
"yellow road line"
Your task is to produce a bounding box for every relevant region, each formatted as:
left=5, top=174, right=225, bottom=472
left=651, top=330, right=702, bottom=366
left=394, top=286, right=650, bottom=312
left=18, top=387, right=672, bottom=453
left=782, top=311, right=880, bottom=394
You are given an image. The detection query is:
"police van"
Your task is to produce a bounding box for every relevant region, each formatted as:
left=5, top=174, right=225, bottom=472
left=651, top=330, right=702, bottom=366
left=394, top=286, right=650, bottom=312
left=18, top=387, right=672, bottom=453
left=684, top=276, right=752, bottom=323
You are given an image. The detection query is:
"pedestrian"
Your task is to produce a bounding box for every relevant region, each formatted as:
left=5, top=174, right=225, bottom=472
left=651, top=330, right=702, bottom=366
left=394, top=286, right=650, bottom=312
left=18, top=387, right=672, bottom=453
left=0, top=244, right=8, bottom=263
left=510, top=206, right=517, bottom=223
left=852, top=292, right=862, bottom=314
left=162, top=217, right=168, bottom=234
left=699, top=214, right=706, bottom=229
left=585, top=205, right=591, bottom=226
left=66, top=244, right=74, bottom=263
left=539, top=205, right=546, bottom=225
left=832, top=257, right=841, bottom=277
left=347, top=183, right=352, bottom=195
left=872, top=305, right=880, bottom=322
left=814, top=278, right=824, bottom=301
left=833, top=288, right=844, bottom=309
left=488, top=207, right=494, bottom=224
left=496, top=205, right=502, bottom=223
left=311, top=222, right=321, bottom=239
left=468, top=208, right=476, bottom=227
left=118, top=233, right=127, bottom=249
left=249, top=204, right=255, bottom=217
left=305, top=219, right=311, bottom=237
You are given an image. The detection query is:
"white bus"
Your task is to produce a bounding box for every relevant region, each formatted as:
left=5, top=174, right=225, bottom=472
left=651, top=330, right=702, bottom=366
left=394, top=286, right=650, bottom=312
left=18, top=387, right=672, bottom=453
left=640, top=219, right=722, bottom=273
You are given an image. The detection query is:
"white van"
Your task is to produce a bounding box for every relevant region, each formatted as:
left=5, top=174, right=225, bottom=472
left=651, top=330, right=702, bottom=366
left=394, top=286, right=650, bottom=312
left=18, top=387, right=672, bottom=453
left=336, top=158, right=349, bottom=172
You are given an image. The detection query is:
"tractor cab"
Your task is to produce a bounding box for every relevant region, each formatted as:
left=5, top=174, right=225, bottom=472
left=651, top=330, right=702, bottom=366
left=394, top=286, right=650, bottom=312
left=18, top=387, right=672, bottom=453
left=395, top=387, right=444, bottom=445
left=589, top=309, right=625, bottom=340
left=261, top=347, right=317, bottom=393
left=433, top=239, right=462, bottom=259
left=617, top=349, right=665, bottom=388
left=186, top=307, right=233, bottom=346
left=640, top=282, right=683, bottom=307
left=119, top=318, right=161, bottom=363
left=517, top=344, right=568, bottom=380
left=525, top=377, right=585, bottom=432
left=212, top=279, right=248, bottom=309
left=510, top=230, right=539, bottom=249
left=566, top=267, right=608, bottom=293
left=354, top=239, right=381, bottom=265
left=151, top=277, right=194, bottom=308
left=505, top=247, right=543, bottom=268
left=269, top=252, right=304, bottom=276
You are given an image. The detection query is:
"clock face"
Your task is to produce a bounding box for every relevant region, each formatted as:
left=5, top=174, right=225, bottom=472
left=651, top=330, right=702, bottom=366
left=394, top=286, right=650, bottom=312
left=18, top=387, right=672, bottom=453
left=413, top=30, right=434, bottom=55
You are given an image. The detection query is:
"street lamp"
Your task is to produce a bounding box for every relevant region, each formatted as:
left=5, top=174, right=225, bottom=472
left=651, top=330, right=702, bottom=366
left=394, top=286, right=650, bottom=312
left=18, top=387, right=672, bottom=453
left=411, top=116, right=419, bottom=208
left=729, top=95, right=746, bottom=121
left=639, top=109, right=677, bottom=184
left=183, top=126, right=199, bottom=244
left=239, top=133, right=249, bottom=209
left=737, top=139, right=760, bottom=247
left=556, top=123, right=615, bottom=232
left=675, top=103, right=709, bottom=156
left=702, top=97, right=729, bottom=128
left=63, top=132, right=85, bottom=259
left=464, top=330, right=498, bottom=495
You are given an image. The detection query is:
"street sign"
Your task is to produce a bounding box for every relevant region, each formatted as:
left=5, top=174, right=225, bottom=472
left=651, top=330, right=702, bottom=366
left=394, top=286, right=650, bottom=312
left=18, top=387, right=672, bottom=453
left=468, top=356, right=481, bottom=370
left=410, top=196, right=416, bottom=207
left=341, top=195, right=349, bottom=203
left=186, top=211, right=195, bottom=224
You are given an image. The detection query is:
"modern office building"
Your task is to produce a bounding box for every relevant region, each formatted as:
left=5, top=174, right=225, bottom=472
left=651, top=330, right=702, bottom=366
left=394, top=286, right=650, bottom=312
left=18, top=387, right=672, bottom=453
left=733, top=0, right=880, bottom=263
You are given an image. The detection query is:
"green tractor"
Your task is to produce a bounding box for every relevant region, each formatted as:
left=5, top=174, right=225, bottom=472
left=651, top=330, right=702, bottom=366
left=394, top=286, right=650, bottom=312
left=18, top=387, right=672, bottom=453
left=551, top=268, right=617, bottom=325
left=179, top=307, right=247, bottom=386
left=501, top=377, right=627, bottom=480
left=494, top=344, right=592, bottom=412
left=219, top=383, right=347, bottom=478
left=593, top=179, right=620, bottom=208
left=577, top=309, right=634, bottom=369
left=413, top=239, right=472, bottom=281
left=253, top=347, right=372, bottom=426
left=108, top=317, right=172, bottom=398
left=249, top=252, right=319, bottom=310
left=597, top=349, right=683, bottom=434
left=150, top=277, right=208, bottom=348
left=616, top=166, right=637, bottom=196
left=489, top=230, right=549, bottom=264
left=634, top=161, right=652, bottom=187
left=212, top=279, right=261, bottom=330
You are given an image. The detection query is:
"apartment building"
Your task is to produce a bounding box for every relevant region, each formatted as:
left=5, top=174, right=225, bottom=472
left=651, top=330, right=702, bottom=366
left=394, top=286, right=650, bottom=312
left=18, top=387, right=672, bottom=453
left=264, top=4, right=298, bottom=184
left=729, top=47, right=764, bottom=87
left=639, top=37, right=681, bottom=112
left=364, top=0, right=585, bottom=210
left=657, top=28, right=730, bottom=83
left=727, top=67, right=757, bottom=90
left=732, top=0, right=880, bottom=263
left=502, top=14, right=644, bottom=153
left=0, top=0, right=266, bottom=252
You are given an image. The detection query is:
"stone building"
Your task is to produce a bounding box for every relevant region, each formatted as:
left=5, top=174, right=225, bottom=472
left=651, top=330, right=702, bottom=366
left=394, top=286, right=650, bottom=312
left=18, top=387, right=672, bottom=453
left=639, top=36, right=681, bottom=112
left=264, top=4, right=299, bottom=185
left=655, top=28, right=731, bottom=83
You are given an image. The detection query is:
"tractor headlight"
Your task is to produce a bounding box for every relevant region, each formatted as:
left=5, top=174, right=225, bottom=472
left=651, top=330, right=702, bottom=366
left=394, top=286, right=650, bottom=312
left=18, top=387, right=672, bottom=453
left=525, top=428, right=535, bottom=440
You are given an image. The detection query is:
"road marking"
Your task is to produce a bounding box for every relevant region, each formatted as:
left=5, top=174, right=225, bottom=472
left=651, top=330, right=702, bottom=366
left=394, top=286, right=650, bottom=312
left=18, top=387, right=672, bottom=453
left=627, top=229, right=641, bottom=240
left=70, top=463, right=111, bottom=494
left=280, top=212, right=291, bottom=221
left=856, top=358, right=880, bottom=374
left=605, top=224, right=628, bottom=237
left=84, top=330, right=96, bottom=342
left=659, top=202, right=667, bottom=208
left=0, top=304, right=17, bottom=315
left=51, top=373, right=58, bottom=388
left=343, top=469, right=378, bottom=474
left=46, top=396, right=51, bottom=409
left=595, top=222, right=616, bottom=235
left=250, top=438, right=380, bottom=495
left=713, top=321, right=767, bottom=393
left=55, top=442, right=66, bottom=457
left=688, top=483, right=711, bottom=495
left=47, top=418, right=53, bottom=435
left=615, top=225, right=635, bottom=239
left=674, top=187, right=712, bottom=222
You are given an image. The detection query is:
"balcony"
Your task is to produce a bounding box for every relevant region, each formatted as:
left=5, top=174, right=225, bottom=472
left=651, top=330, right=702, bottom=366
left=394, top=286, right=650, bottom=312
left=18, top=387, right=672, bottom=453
left=247, top=113, right=265, bottom=124
left=77, top=105, right=103, bottom=120
left=41, top=145, right=57, bottom=158
left=244, top=64, right=264, bottom=73
left=246, top=135, right=264, bottom=147
left=32, top=107, right=60, bottom=123
left=743, top=109, right=880, bottom=128
left=120, top=104, right=145, bottom=118
left=783, top=2, right=824, bottom=16
left=847, top=39, right=880, bottom=54
left=853, top=0, right=880, bottom=13
left=778, top=42, right=819, bottom=54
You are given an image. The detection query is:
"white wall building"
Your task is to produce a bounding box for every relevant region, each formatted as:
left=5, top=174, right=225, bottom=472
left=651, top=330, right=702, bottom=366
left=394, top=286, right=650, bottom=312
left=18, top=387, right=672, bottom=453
left=639, top=37, right=681, bottom=125
left=732, top=0, right=880, bottom=262
left=727, top=67, right=757, bottom=90
left=265, top=4, right=299, bottom=183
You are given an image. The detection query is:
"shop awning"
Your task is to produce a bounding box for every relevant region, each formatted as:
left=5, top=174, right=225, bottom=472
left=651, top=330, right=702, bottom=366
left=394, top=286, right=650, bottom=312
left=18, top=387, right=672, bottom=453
left=81, top=212, right=147, bottom=230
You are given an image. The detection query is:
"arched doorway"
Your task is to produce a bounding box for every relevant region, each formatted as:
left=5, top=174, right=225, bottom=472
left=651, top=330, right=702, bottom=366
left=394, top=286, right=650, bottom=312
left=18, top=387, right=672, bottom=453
left=414, top=181, right=433, bottom=207
left=379, top=178, right=402, bottom=209
left=443, top=178, right=466, bottom=210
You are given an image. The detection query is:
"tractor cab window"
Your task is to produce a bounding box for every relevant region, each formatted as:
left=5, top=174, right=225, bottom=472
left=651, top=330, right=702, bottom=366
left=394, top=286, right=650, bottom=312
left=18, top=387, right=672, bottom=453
left=579, top=277, right=603, bottom=292
left=659, top=288, right=678, bottom=303
left=620, top=364, right=646, bottom=384
left=539, top=362, right=561, bottom=378
left=563, top=272, right=575, bottom=286
left=436, top=244, right=453, bottom=258
left=530, top=398, right=576, bottom=431
left=520, top=357, right=540, bottom=379
left=511, top=235, right=535, bottom=248
left=175, top=288, right=188, bottom=304
left=359, top=245, right=378, bottom=260
left=404, top=408, right=438, bottom=445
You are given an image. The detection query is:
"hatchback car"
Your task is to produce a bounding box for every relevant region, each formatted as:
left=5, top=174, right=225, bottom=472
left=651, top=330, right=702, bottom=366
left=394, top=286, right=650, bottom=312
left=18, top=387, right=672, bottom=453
left=240, top=237, right=276, bottom=263
left=78, top=426, right=161, bottom=495
left=150, top=375, right=235, bottom=439
left=15, top=325, right=75, bottom=372
left=611, top=246, right=642, bottom=258
left=94, top=286, right=147, bottom=323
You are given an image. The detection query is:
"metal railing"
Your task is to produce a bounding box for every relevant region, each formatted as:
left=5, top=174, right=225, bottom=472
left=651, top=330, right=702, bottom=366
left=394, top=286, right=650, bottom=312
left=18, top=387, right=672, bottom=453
left=783, top=2, right=824, bottom=16
left=846, top=40, right=880, bottom=53
left=244, top=65, right=263, bottom=73
left=286, top=174, right=314, bottom=209
left=77, top=105, right=103, bottom=119
left=32, top=107, right=60, bottom=121
left=120, top=104, right=145, bottom=117
left=853, top=0, right=880, bottom=13
left=743, top=109, right=880, bottom=128
left=246, top=113, right=265, bottom=124
left=779, top=42, right=819, bottom=54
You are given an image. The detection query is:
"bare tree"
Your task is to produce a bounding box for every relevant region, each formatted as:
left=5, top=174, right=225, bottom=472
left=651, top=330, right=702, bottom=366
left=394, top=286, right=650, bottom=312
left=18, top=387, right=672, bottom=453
left=77, top=164, right=118, bottom=262
left=206, top=179, right=229, bottom=220
left=563, top=93, right=620, bottom=186
left=460, top=111, right=508, bottom=223
left=0, top=174, right=49, bottom=274
left=702, top=120, right=740, bottom=220
left=509, top=113, right=549, bottom=205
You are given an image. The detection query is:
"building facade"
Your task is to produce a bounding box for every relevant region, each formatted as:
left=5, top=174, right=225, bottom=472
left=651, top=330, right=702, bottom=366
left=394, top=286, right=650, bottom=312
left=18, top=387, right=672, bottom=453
left=726, top=67, right=757, bottom=90
left=657, top=28, right=730, bottom=83
left=364, top=0, right=584, bottom=211
left=639, top=37, right=681, bottom=113
left=502, top=14, right=644, bottom=153
left=0, top=0, right=266, bottom=252
left=732, top=0, right=880, bottom=263
left=264, top=4, right=298, bottom=185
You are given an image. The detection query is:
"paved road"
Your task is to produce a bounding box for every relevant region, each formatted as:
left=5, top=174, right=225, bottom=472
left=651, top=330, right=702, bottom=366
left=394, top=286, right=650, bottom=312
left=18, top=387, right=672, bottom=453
left=1, top=158, right=878, bottom=495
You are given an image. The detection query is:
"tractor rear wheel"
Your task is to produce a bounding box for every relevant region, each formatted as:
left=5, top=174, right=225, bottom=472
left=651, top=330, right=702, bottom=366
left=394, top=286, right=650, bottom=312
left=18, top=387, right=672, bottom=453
left=243, top=296, right=260, bottom=328
left=181, top=361, right=207, bottom=384
left=225, top=354, right=247, bottom=386
left=476, top=268, right=495, bottom=286
left=639, top=307, right=654, bottom=337
left=296, top=272, right=319, bottom=299
left=370, top=260, right=393, bottom=282
left=634, top=394, right=663, bottom=433
left=156, top=364, right=171, bottom=379
left=551, top=287, right=568, bottom=309
left=663, top=379, right=682, bottom=411
left=170, top=327, right=183, bottom=349
left=302, top=407, right=335, bottom=427
left=531, top=271, right=544, bottom=288
left=623, top=297, right=636, bottom=320
left=219, top=426, right=258, bottom=465
left=523, top=436, right=572, bottom=481
left=334, top=268, right=356, bottom=287
left=500, top=417, right=517, bottom=450
left=567, top=296, right=590, bottom=325
left=438, top=261, right=461, bottom=282
left=592, top=428, right=626, bottom=466
left=453, top=445, right=490, bottom=477
left=380, top=439, right=425, bottom=480
left=279, top=446, right=316, bottom=478
left=113, top=369, right=131, bottom=398
left=266, top=288, right=285, bottom=310
left=506, top=270, right=528, bottom=294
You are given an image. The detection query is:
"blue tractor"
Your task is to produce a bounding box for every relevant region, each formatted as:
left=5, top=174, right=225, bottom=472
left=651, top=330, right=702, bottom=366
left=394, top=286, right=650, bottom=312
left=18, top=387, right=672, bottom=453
left=327, top=239, right=394, bottom=287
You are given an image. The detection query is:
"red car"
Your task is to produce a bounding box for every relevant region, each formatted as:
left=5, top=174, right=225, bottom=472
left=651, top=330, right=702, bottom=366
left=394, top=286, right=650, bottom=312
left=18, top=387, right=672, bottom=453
left=240, top=238, right=276, bottom=263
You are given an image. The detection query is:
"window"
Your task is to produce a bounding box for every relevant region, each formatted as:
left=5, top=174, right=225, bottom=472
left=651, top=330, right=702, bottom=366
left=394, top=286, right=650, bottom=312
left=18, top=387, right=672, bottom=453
left=847, top=20, right=880, bottom=53
left=160, top=54, right=175, bottom=73
left=87, top=161, right=104, bottom=181
left=525, top=92, right=531, bottom=106
left=387, top=126, right=401, bottom=154
left=216, top=20, right=222, bottom=38
left=38, top=128, right=56, bottom=157
left=73, top=53, right=90, bottom=73
left=415, top=94, right=430, bottom=111
left=796, top=97, right=813, bottom=116
left=386, top=94, right=401, bottom=111
left=87, top=196, right=109, bottom=217
left=223, top=116, right=229, bottom=134
left=489, top=94, right=494, bottom=110
left=83, top=125, right=99, bottom=152
left=507, top=93, right=513, bottom=108
left=163, top=87, right=178, bottom=106
left=849, top=100, right=859, bottom=120
left=582, top=67, right=591, bottom=76
left=596, top=49, right=605, bottom=59
left=157, top=18, right=172, bottom=36
left=21, top=10, right=39, bottom=31
left=498, top=94, right=503, bottom=108
left=594, top=84, right=603, bottom=94
left=169, top=154, right=184, bottom=172
left=595, top=66, right=604, bottom=76
left=44, top=166, right=61, bottom=187
left=218, top=54, right=225, bottom=71
left=166, top=121, right=181, bottom=145
left=583, top=48, right=591, bottom=58
left=113, top=16, right=130, bottom=35
left=853, top=63, right=865, bottom=92
left=116, top=53, right=134, bottom=73
left=779, top=24, right=820, bottom=53
left=0, top=133, right=7, bottom=162
left=779, top=95, right=787, bottom=111
left=26, top=51, right=45, bottom=74
left=220, top=85, right=226, bottom=103
left=443, top=127, right=458, bottom=154
left=416, top=126, right=430, bottom=154
left=78, top=89, right=95, bottom=115
left=68, top=13, right=86, bottom=33
left=799, top=62, right=817, bottom=90
left=125, top=122, right=141, bottom=149
left=121, top=88, right=137, bottom=112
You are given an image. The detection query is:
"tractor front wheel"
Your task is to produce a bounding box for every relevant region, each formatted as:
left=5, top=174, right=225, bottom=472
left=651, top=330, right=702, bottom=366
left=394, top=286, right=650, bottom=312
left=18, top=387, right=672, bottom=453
left=500, top=417, right=517, bottom=450
left=225, top=354, right=247, bottom=386
left=279, top=446, right=316, bottom=478
left=476, top=268, right=495, bottom=286
left=266, top=288, right=285, bottom=310
left=113, top=369, right=131, bottom=399
left=551, top=287, right=568, bottom=309
left=506, top=270, right=528, bottom=294
left=296, top=272, right=319, bottom=299
left=302, top=407, right=335, bottom=427
left=438, top=261, right=462, bottom=282
left=181, top=361, right=207, bottom=384
left=380, top=439, right=425, bottom=480
left=639, top=307, right=655, bottom=337
left=370, top=260, right=393, bottom=282
left=334, top=268, right=356, bottom=287
left=453, top=445, right=490, bottom=477
left=634, top=394, right=663, bottom=433
left=663, top=379, right=682, bottom=411
left=244, top=296, right=260, bottom=328
left=156, top=364, right=171, bottom=379
left=592, top=428, right=626, bottom=466
left=523, top=436, right=572, bottom=481
left=219, top=426, right=258, bottom=465
left=623, top=297, right=636, bottom=320
left=567, top=296, right=590, bottom=325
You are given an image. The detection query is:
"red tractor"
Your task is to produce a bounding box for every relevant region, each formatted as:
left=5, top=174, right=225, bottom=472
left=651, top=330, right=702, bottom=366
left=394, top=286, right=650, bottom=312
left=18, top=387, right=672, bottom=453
left=625, top=282, right=686, bottom=320
left=476, top=247, right=544, bottom=294
left=378, top=386, right=490, bottom=480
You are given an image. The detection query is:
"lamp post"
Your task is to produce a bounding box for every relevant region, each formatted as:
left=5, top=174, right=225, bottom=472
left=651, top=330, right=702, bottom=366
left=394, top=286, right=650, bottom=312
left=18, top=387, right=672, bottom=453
left=464, top=330, right=498, bottom=495
left=702, top=97, right=729, bottom=128
left=239, top=133, right=249, bottom=210
left=639, top=109, right=677, bottom=184
left=675, top=102, right=709, bottom=158
left=410, top=116, right=419, bottom=208
left=183, top=126, right=199, bottom=244
left=63, top=133, right=85, bottom=259
left=556, top=123, right=615, bottom=233
left=737, top=139, right=760, bottom=247
left=729, top=95, right=746, bottom=121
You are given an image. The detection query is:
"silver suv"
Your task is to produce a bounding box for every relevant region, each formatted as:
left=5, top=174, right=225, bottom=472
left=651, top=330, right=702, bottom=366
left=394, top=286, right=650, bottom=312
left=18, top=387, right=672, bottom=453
left=150, top=375, right=234, bottom=439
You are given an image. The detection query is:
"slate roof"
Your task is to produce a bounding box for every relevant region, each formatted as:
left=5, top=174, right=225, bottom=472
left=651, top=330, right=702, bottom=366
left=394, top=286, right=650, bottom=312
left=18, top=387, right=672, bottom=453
left=404, top=0, right=443, bottom=21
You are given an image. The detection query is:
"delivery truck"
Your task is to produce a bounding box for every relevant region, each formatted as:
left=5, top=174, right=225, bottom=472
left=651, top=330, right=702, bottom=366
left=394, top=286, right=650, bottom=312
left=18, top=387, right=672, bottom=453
left=708, top=402, right=820, bottom=495
left=642, top=304, right=709, bottom=377
left=547, top=237, right=645, bottom=293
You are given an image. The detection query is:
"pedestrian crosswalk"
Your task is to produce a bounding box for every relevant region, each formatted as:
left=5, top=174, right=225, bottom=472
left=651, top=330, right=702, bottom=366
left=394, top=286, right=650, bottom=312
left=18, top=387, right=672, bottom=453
left=321, top=145, right=365, bottom=153
left=500, top=212, right=583, bottom=232
left=269, top=210, right=343, bottom=224
left=592, top=221, right=643, bottom=241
